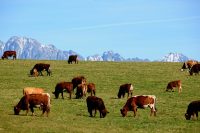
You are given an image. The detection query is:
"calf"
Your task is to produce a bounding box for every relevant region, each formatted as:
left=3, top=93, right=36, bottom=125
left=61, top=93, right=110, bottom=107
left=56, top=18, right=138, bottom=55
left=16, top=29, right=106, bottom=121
left=87, top=83, right=96, bottom=96
left=86, top=96, right=109, bottom=118
left=52, top=82, right=73, bottom=99
left=120, top=95, right=157, bottom=117
left=189, top=64, right=200, bottom=75
left=118, top=83, right=133, bottom=98
left=14, top=93, right=51, bottom=117
left=166, top=80, right=182, bottom=93
left=23, top=87, right=44, bottom=95
left=185, top=100, right=200, bottom=120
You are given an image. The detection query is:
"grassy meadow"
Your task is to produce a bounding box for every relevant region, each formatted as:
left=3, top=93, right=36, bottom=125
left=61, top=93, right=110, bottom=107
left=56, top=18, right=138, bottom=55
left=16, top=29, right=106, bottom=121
left=0, top=60, right=199, bottom=133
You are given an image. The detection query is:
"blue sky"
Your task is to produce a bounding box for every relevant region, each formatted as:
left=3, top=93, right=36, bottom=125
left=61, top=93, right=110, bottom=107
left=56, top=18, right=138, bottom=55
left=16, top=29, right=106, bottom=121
left=1, top=0, right=200, bottom=60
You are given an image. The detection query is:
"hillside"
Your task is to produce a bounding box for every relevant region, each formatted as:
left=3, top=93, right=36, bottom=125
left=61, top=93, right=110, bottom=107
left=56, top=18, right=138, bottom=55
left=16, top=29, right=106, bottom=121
left=0, top=60, right=199, bottom=133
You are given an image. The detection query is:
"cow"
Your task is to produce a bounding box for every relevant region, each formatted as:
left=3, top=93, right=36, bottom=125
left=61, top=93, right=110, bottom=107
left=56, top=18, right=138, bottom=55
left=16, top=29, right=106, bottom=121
left=14, top=93, right=51, bottom=117
left=52, top=82, right=73, bottom=99
left=71, top=76, right=86, bottom=90
left=166, top=80, right=182, bottom=93
left=76, top=84, right=87, bottom=99
left=86, top=96, right=109, bottom=118
left=117, top=83, right=133, bottom=98
left=1, top=50, right=16, bottom=60
left=181, top=60, right=198, bottom=71
left=87, top=83, right=96, bottom=96
left=185, top=100, right=200, bottom=120
left=68, top=55, right=78, bottom=64
left=120, top=95, right=157, bottom=117
left=23, top=87, right=44, bottom=95
left=30, top=63, right=51, bottom=76
left=189, top=64, right=200, bottom=76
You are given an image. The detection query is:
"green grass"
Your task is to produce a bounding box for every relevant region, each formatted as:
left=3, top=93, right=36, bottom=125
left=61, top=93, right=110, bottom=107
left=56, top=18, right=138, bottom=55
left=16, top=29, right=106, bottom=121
left=0, top=60, right=199, bottom=133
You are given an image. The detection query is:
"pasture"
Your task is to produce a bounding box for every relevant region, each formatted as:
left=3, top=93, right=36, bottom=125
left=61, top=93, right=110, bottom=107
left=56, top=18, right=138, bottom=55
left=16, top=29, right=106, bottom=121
left=0, top=60, right=199, bottom=133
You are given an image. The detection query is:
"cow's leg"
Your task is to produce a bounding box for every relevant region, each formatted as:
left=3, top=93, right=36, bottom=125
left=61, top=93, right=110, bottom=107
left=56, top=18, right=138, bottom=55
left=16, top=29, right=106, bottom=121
left=61, top=92, right=64, bottom=99
left=88, top=108, right=93, bottom=117
left=99, top=111, right=102, bottom=118
left=195, top=112, right=198, bottom=120
left=30, top=106, right=35, bottom=116
left=69, top=92, right=71, bottom=99
left=133, top=107, right=137, bottom=117
left=94, top=109, right=97, bottom=117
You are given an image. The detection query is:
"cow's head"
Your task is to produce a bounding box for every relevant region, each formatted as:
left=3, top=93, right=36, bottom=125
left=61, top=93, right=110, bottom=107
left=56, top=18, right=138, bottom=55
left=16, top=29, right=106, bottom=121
left=185, top=113, right=191, bottom=120
left=14, top=106, right=20, bottom=115
left=120, top=108, right=127, bottom=117
left=101, top=109, right=109, bottom=118
left=52, top=91, right=59, bottom=99
left=181, top=62, right=187, bottom=71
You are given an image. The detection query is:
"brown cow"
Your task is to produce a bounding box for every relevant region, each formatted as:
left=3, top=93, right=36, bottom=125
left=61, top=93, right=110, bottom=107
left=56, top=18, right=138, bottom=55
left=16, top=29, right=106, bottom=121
left=166, top=80, right=182, bottom=93
left=23, top=87, right=44, bottom=95
left=87, top=83, right=96, bottom=96
left=118, top=83, right=133, bottom=98
left=86, top=96, right=109, bottom=118
left=185, top=100, right=200, bottom=120
left=71, top=76, right=86, bottom=90
left=120, top=95, right=157, bottom=117
left=52, top=82, right=73, bottom=99
left=2, top=50, right=16, bottom=60
left=14, top=93, right=51, bottom=116
left=181, top=60, right=198, bottom=71
left=189, top=64, right=200, bottom=75
left=68, top=55, right=78, bottom=64
left=30, top=63, right=51, bottom=76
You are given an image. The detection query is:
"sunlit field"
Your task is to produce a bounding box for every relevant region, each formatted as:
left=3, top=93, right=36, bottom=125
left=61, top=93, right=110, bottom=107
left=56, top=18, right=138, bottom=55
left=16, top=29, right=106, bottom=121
left=0, top=60, right=199, bottom=133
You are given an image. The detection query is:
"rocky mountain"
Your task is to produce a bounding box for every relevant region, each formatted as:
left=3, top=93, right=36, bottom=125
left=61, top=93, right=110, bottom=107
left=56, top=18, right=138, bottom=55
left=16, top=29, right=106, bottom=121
left=0, top=36, right=84, bottom=60
left=0, top=36, right=191, bottom=62
left=161, top=52, right=189, bottom=62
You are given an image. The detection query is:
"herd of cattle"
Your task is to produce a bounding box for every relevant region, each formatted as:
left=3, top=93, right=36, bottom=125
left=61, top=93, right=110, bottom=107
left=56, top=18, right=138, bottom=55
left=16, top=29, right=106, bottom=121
left=1, top=51, right=199, bottom=120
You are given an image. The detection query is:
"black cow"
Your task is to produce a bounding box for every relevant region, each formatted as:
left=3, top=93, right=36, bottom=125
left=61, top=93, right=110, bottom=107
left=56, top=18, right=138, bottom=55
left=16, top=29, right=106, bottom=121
left=189, top=64, right=200, bottom=75
left=68, top=55, right=78, bottom=64
left=86, top=96, right=109, bottom=118
left=185, top=100, right=200, bottom=120
left=30, top=63, right=51, bottom=76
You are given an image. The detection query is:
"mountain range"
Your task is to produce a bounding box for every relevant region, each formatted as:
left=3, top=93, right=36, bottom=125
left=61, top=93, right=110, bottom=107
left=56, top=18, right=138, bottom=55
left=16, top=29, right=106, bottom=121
left=0, top=36, right=191, bottom=62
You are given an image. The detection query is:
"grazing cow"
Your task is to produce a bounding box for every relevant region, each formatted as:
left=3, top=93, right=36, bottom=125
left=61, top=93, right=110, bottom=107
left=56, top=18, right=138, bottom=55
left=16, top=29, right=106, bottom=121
left=23, top=87, right=44, bottom=95
left=166, top=80, right=182, bottom=93
left=1, top=50, right=16, bottom=60
left=52, top=82, right=73, bottom=99
left=181, top=60, right=198, bottom=71
left=117, top=83, right=133, bottom=98
left=120, top=95, right=157, bottom=117
left=30, top=63, right=51, bottom=76
left=86, top=96, right=109, bottom=118
left=68, top=55, right=78, bottom=64
left=185, top=100, right=200, bottom=120
left=71, top=76, right=86, bottom=90
left=189, top=64, right=200, bottom=76
left=87, top=83, right=96, bottom=96
left=76, top=84, right=87, bottom=99
left=14, top=93, right=51, bottom=117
